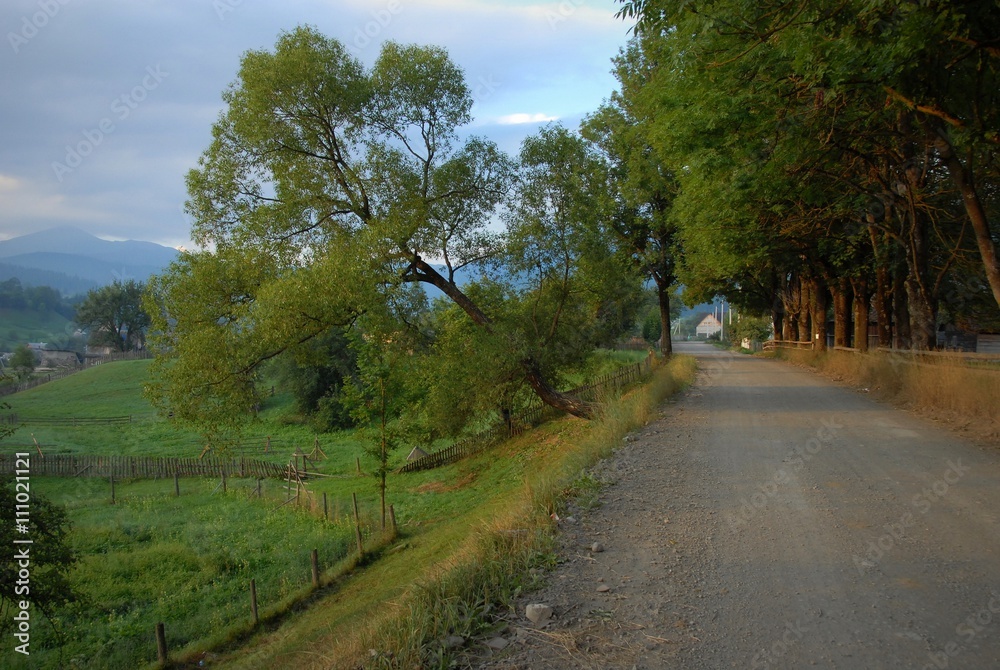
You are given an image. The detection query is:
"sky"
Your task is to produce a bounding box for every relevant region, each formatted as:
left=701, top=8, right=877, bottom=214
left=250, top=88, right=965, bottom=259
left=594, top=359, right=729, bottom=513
left=1, top=0, right=634, bottom=250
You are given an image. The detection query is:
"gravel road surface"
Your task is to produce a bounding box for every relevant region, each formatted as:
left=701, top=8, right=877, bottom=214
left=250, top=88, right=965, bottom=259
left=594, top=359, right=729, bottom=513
left=477, top=342, right=1000, bottom=669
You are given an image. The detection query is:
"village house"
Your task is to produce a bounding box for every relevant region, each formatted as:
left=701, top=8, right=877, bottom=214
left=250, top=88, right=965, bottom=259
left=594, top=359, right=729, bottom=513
left=695, top=313, right=723, bottom=339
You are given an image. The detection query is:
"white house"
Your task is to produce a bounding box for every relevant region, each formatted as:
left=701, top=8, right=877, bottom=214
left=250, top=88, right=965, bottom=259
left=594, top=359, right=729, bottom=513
left=696, top=314, right=723, bottom=338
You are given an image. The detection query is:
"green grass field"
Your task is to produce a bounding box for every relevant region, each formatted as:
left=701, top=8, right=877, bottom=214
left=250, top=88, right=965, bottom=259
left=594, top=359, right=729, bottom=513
left=0, top=350, right=676, bottom=669
left=1, top=361, right=396, bottom=669
left=0, top=308, right=74, bottom=352
left=2, top=477, right=364, bottom=670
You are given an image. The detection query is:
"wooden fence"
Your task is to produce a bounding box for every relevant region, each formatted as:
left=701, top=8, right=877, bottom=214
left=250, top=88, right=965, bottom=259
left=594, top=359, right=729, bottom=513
left=399, top=353, right=657, bottom=473
left=2, top=414, right=132, bottom=426
left=0, top=454, right=288, bottom=480
left=0, top=350, right=154, bottom=397
left=397, top=405, right=547, bottom=474
left=763, top=340, right=815, bottom=351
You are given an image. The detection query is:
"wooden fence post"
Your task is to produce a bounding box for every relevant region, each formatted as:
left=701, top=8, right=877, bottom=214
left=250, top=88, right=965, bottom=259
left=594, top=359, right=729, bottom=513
left=311, top=549, right=319, bottom=588
left=174, top=471, right=180, bottom=497
left=323, top=492, right=328, bottom=521
left=155, top=622, right=167, bottom=666
left=110, top=473, right=115, bottom=505
left=250, top=579, right=259, bottom=625
left=389, top=504, right=397, bottom=536
left=352, top=493, right=364, bottom=556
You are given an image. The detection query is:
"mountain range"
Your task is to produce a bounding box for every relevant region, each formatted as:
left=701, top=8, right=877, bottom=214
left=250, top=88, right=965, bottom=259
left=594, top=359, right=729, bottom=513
left=0, top=227, right=179, bottom=296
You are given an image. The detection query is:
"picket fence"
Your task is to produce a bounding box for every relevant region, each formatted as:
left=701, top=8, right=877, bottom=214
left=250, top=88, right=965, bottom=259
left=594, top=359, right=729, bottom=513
left=0, top=454, right=287, bottom=480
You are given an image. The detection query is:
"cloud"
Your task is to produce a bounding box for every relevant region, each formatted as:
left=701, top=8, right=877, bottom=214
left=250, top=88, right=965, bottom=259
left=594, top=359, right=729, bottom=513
left=0, top=174, right=21, bottom=191
left=497, top=113, right=559, bottom=125
left=0, top=0, right=628, bottom=247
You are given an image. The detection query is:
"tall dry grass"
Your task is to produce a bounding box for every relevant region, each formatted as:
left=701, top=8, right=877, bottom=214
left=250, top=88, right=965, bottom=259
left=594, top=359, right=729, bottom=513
left=780, top=349, right=1000, bottom=438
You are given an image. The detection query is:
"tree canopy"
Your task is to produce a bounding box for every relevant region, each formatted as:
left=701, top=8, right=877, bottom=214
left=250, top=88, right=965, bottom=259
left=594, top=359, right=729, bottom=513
left=75, top=280, right=150, bottom=352
left=146, top=26, right=642, bottom=433
left=611, top=0, right=1000, bottom=349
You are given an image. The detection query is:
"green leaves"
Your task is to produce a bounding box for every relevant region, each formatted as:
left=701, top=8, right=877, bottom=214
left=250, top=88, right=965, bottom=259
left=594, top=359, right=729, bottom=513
left=75, top=279, right=150, bottom=353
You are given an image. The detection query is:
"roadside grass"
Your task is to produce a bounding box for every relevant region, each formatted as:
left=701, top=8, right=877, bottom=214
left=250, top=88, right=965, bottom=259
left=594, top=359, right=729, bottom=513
left=778, top=349, right=1000, bottom=438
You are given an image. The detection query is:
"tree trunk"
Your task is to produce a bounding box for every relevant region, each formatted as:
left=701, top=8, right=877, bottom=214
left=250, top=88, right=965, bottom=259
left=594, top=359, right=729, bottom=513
left=522, top=357, right=596, bottom=419
left=771, top=296, right=783, bottom=343
left=902, top=210, right=936, bottom=351
left=893, top=267, right=911, bottom=348
left=932, top=128, right=1000, bottom=310
left=873, top=266, right=892, bottom=348
left=809, top=276, right=827, bottom=351
left=409, top=257, right=596, bottom=419
left=800, top=276, right=812, bottom=343
left=905, top=277, right=936, bottom=350
left=851, top=277, right=869, bottom=352
left=781, top=273, right=797, bottom=341
left=832, top=277, right=850, bottom=349
left=656, top=278, right=673, bottom=357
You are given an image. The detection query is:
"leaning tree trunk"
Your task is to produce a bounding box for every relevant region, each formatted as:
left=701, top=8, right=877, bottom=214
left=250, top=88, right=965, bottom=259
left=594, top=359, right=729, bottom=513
left=932, top=128, right=1000, bottom=311
left=522, top=357, right=596, bottom=419
left=408, top=257, right=596, bottom=419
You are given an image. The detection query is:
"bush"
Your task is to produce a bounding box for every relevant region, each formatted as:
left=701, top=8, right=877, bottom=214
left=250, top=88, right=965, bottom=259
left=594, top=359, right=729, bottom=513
left=727, top=315, right=773, bottom=348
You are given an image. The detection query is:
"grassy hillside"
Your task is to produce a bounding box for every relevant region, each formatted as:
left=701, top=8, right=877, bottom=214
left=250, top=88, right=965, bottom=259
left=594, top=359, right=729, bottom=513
left=3, top=360, right=362, bottom=465
left=0, top=307, right=77, bottom=352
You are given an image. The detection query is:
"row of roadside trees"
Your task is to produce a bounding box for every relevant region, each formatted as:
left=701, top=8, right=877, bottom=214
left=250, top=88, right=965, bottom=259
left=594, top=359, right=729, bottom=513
left=612, top=0, right=1000, bottom=351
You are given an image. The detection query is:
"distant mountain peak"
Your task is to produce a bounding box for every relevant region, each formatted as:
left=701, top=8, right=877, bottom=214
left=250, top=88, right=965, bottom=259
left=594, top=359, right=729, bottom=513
left=0, top=227, right=179, bottom=295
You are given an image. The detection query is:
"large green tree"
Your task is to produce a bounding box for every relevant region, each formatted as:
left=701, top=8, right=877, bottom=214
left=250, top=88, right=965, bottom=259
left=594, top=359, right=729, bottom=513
left=146, top=27, right=608, bottom=430
left=504, top=124, right=643, bottom=392
left=582, top=39, right=681, bottom=356
left=75, top=279, right=150, bottom=352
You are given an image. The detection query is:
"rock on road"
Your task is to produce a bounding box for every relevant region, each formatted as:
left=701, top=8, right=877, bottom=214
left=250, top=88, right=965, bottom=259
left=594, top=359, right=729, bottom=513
left=480, top=342, right=1000, bottom=669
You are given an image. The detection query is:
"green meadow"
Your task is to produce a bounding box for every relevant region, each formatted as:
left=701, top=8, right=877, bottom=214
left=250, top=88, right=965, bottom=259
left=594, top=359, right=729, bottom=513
left=0, top=348, right=674, bottom=669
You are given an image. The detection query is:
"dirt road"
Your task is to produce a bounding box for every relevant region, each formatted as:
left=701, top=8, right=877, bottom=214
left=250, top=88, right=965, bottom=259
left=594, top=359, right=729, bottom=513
left=479, top=342, right=1000, bottom=669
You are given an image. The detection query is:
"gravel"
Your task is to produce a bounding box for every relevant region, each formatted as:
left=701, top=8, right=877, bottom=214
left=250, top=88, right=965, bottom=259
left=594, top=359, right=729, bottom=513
left=473, top=342, right=1000, bottom=669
